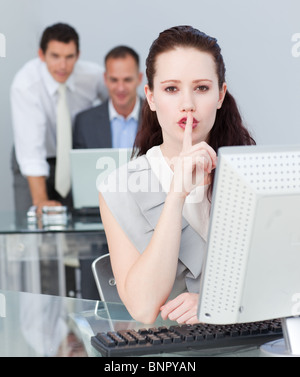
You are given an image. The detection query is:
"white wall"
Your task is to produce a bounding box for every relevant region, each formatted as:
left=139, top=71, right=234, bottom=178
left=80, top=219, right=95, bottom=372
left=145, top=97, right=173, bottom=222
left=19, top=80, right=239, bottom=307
left=0, top=0, right=299, bottom=211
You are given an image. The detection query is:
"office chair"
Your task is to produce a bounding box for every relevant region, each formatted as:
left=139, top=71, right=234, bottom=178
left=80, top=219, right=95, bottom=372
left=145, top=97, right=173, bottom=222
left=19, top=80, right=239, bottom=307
left=91, top=253, right=121, bottom=302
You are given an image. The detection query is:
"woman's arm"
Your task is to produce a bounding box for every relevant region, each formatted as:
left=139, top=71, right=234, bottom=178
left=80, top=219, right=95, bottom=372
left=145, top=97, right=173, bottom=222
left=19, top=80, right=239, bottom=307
left=99, top=188, right=185, bottom=324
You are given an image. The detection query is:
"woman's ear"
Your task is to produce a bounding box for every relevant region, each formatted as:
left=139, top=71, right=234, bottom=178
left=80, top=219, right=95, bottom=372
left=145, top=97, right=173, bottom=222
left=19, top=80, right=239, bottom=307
left=144, top=85, right=156, bottom=111
left=217, top=82, right=227, bottom=109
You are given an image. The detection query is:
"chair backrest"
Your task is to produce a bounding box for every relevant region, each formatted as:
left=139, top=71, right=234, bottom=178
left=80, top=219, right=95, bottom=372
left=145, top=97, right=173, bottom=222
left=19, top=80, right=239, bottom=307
left=91, top=253, right=121, bottom=302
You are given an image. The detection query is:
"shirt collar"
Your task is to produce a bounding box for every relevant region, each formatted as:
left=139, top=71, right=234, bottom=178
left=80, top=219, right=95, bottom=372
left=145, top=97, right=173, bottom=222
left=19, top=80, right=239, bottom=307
left=40, top=61, right=75, bottom=96
left=108, top=96, right=140, bottom=121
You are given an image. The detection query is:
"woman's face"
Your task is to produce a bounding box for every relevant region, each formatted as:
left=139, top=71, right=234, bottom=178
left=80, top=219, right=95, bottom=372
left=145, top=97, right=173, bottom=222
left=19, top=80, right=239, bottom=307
left=145, top=47, right=226, bottom=156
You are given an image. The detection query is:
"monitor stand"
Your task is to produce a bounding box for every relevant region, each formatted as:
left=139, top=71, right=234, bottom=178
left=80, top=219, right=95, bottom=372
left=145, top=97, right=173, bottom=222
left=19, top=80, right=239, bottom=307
left=260, top=316, right=300, bottom=357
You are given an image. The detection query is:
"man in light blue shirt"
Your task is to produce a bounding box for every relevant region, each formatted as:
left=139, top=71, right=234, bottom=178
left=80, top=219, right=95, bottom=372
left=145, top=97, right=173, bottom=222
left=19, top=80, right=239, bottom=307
left=73, top=46, right=144, bottom=150
left=109, top=96, right=140, bottom=148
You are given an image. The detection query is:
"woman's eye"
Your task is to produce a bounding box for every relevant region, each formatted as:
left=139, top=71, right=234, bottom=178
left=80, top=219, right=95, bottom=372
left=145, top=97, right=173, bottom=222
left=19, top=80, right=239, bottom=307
left=165, top=86, right=177, bottom=93
left=196, top=85, right=209, bottom=92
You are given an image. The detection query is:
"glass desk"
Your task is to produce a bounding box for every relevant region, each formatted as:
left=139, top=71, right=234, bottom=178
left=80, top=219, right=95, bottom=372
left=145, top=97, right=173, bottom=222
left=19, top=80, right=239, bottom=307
left=0, top=210, right=107, bottom=298
left=0, top=289, right=264, bottom=357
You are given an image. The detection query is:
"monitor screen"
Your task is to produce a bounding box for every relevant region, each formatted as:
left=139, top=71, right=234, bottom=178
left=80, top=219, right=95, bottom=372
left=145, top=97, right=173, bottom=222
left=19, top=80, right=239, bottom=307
left=197, top=144, right=300, bottom=325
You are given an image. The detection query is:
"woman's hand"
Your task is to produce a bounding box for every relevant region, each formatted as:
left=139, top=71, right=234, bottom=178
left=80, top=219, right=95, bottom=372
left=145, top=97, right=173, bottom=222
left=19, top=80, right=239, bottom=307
left=160, top=292, right=199, bottom=324
left=170, top=111, right=217, bottom=198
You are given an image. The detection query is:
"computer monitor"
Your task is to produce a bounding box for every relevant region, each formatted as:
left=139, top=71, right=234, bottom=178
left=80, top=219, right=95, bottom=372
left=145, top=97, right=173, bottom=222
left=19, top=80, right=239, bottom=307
left=197, top=144, right=300, bottom=356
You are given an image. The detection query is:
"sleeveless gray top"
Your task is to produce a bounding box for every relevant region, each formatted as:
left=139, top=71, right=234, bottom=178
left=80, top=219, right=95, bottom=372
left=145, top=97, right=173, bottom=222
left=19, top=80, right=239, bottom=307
left=99, top=153, right=207, bottom=299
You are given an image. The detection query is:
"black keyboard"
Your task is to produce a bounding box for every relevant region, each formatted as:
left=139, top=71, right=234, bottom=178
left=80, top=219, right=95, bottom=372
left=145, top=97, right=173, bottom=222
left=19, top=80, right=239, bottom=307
left=91, top=319, right=283, bottom=357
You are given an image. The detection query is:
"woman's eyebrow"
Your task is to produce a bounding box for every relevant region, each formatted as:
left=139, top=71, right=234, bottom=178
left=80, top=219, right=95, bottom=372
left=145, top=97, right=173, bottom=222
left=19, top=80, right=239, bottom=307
left=160, top=79, right=180, bottom=84
left=160, top=79, right=213, bottom=84
left=192, top=79, right=213, bottom=84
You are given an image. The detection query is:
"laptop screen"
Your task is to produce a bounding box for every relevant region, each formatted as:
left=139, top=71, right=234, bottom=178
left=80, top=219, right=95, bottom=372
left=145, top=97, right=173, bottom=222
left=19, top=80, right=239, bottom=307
left=70, top=148, right=132, bottom=209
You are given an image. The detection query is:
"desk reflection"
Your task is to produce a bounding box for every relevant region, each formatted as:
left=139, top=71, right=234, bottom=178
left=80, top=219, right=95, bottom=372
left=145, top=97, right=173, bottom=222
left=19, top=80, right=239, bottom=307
left=0, top=290, right=94, bottom=356
left=0, top=289, right=145, bottom=357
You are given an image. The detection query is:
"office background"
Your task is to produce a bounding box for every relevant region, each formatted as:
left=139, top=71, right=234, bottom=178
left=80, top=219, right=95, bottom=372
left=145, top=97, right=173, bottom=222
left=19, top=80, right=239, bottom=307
left=0, top=0, right=299, bottom=211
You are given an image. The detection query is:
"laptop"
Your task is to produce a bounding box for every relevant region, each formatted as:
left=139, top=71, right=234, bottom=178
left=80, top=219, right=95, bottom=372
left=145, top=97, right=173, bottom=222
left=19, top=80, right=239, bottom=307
left=70, top=148, right=132, bottom=215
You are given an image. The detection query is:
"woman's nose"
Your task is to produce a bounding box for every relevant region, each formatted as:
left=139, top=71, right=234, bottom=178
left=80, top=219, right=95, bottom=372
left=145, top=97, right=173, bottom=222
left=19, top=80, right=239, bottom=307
left=180, top=91, right=196, bottom=112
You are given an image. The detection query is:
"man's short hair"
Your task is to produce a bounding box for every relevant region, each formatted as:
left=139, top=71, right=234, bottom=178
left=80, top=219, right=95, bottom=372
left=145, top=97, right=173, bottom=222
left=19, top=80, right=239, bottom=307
left=105, top=45, right=140, bottom=68
left=40, top=23, right=79, bottom=53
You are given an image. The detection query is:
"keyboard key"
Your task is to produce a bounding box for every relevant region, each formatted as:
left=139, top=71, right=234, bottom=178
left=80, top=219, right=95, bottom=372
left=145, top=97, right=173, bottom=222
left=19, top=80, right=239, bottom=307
left=107, top=332, right=126, bottom=346
left=96, top=333, right=115, bottom=348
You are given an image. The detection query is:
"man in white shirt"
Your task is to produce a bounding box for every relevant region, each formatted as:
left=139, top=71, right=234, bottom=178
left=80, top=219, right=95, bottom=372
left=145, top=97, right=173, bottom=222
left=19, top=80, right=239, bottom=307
left=11, top=23, right=107, bottom=213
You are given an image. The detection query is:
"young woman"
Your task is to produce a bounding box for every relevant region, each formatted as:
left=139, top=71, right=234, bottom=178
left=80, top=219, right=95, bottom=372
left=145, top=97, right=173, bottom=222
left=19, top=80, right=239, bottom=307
left=98, top=25, right=255, bottom=325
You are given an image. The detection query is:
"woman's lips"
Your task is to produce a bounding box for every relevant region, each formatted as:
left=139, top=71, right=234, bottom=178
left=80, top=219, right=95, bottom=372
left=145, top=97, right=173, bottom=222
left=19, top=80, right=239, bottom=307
left=178, top=117, right=198, bottom=130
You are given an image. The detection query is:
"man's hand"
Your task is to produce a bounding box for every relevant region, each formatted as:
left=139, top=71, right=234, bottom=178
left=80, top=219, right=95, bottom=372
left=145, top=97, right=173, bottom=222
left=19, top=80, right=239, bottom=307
left=27, top=176, right=62, bottom=214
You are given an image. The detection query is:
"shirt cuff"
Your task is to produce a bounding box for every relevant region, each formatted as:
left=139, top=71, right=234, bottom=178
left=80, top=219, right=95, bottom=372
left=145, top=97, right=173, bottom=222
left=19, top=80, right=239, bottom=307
left=19, top=160, right=50, bottom=177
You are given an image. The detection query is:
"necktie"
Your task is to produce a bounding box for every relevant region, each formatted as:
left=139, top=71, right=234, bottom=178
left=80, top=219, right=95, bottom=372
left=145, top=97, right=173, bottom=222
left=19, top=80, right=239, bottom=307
left=55, top=83, right=72, bottom=198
